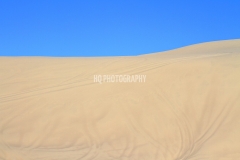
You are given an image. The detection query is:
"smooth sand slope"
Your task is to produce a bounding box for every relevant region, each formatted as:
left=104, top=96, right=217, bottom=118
left=0, top=39, right=240, bottom=160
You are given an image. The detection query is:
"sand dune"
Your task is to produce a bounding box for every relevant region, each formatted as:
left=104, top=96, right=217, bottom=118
left=1, top=39, right=240, bottom=160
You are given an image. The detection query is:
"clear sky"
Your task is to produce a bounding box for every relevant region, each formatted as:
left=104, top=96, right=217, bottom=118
left=0, top=0, right=240, bottom=57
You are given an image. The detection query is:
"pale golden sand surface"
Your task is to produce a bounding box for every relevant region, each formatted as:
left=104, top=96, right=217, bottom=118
left=0, top=39, right=240, bottom=160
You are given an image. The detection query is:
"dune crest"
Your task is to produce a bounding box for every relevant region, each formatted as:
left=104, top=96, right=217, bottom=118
left=1, top=40, right=240, bottom=160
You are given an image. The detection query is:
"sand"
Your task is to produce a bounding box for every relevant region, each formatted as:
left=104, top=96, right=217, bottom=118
left=0, top=39, right=240, bottom=160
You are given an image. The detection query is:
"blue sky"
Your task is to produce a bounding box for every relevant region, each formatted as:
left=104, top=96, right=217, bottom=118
left=0, top=0, right=240, bottom=57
